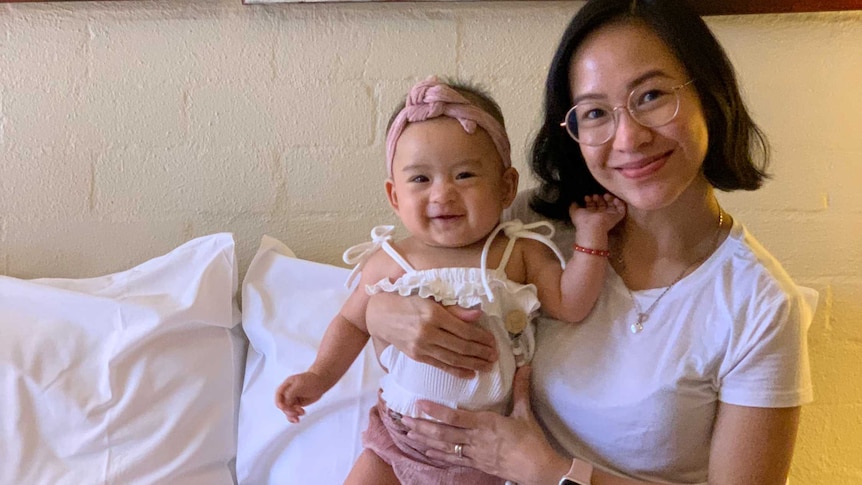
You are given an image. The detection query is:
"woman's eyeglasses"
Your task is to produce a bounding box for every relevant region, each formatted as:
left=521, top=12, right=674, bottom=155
left=561, top=79, right=695, bottom=146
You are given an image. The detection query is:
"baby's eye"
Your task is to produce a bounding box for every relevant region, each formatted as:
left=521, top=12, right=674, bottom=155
left=455, top=172, right=476, bottom=180
left=408, top=175, right=429, bottom=183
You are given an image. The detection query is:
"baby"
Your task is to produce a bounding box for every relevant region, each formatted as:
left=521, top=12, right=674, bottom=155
left=276, top=76, right=624, bottom=484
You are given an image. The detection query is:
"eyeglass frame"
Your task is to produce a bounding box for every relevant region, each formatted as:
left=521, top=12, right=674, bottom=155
left=560, top=79, right=695, bottom=146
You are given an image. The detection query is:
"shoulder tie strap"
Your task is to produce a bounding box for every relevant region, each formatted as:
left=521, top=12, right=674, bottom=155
left=342, top=225, right=412, bottom=289
left=479, top=219, right=567, bottom=302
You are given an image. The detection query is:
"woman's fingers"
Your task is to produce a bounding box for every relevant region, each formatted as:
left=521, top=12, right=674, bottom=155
left=425, top=348, right=494, bottom=378
left=408, top=428, right=468, bottom=465
left=409, top=304, right=497, bottom=376
left=439, top=307, right=497, bottom=361
left=402, top=404, right=476, bottom=465
left=406, top=403, right=508, bottom=475
left=423, top=441, right=471, bottom=465
left=416, top=400, right=476, bottom=429
left=445, top=304, right=483, bottom=326
left=416, top=345, right=486, bottom=379
left=510, top=365, right=533, bottom=418
left=366, top=293, right=497, bottom=377
left=405, top=403, right=474, bottom=445
left=404, top=374, right=560, bottom=483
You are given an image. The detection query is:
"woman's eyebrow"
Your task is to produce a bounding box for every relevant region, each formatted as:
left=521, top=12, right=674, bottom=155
left=571, top=69, right=672, bottom=105
left=627, top=69, right=672, bottom=90
left=570, top=91, right=604, bottom=106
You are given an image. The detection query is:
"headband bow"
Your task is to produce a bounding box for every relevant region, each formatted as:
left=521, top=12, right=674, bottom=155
left=385, top=76, right=512, bottom=177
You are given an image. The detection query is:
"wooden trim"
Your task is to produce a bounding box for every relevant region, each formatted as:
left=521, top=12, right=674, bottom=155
left=693, top=0, right=861, bottom=15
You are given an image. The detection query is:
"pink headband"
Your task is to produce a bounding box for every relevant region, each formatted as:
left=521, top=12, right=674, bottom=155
left=385, top=76, right=512, bottom=177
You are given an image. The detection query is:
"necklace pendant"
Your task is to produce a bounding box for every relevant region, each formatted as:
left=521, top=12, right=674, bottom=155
left=630, top=313, right=647, bottom=334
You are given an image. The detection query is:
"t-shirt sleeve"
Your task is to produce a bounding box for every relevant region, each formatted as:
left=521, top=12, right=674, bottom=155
left=718, top=286, right=816, bottom=407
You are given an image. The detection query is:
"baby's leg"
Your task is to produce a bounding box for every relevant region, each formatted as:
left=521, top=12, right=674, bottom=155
left=343, top=449, right=399, bottom=485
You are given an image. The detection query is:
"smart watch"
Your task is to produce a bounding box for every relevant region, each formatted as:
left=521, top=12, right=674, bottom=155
left=558, top=458, right=593, bottom=485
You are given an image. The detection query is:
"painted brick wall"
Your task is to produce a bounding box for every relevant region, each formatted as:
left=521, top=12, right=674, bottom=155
left=0, top=1, right=859, bottom=482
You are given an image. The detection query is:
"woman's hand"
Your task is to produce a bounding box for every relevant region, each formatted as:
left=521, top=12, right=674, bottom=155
left=365, top=291, right=498, bottom=379
left=401, top=366, right=569, bottom=485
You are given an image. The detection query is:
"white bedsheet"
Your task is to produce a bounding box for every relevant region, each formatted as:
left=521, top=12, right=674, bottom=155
left=237, top=236, right=385, bottom=484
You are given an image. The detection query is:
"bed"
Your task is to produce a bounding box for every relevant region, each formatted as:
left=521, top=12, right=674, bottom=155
left=0, top=232, right=382, bottom=484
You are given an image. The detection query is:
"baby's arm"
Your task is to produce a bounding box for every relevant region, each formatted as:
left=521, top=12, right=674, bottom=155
left=275, top=312, right=368, bottom=423
left=275, top=253, right=392, bottom=422
left=526, top=194, right=625, bottom=322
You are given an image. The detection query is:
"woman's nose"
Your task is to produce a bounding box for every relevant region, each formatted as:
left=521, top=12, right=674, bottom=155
left=611, top=109, right=653, bottom=150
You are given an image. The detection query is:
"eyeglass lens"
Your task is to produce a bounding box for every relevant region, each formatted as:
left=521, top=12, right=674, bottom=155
left=564, top=80, right=689, bottom=146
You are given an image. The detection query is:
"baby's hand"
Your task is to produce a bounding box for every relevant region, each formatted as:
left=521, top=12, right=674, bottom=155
left=569, top=194, right=627, bottom=235
left=275, top=372, right=329, bottom=423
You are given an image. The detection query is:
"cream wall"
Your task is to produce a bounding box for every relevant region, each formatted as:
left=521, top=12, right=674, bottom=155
left=0, top=0, right=859, bottom=482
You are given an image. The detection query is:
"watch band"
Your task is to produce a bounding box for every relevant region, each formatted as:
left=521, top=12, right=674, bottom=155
left=558, top=457, right=593, bottom=485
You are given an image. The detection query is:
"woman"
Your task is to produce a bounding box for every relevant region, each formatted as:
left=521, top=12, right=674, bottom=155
left=365, top=0, right=814, bottom=484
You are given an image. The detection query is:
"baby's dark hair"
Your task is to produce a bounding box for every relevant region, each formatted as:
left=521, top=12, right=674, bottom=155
left=386, top=78, right=506, bottom=132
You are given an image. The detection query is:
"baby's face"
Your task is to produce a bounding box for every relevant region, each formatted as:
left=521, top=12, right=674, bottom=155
left=385, top=117, right=518, bottom=250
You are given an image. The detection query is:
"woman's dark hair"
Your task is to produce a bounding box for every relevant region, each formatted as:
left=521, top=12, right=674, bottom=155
left=530, top=0, right=770, bottom=221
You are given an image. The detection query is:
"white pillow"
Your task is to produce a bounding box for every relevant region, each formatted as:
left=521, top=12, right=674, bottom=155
left=0, top=233, right=244, bottom=485
left=237, top=236, right=385, bottom=484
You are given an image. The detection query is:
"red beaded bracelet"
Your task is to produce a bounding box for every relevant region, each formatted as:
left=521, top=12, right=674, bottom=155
left=572, top=244, right=611, bottom=258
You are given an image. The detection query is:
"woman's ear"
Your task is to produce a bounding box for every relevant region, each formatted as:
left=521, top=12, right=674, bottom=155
left=385, top=178, right=399, bottom=211
left=501, top=167, right=519, bottom=208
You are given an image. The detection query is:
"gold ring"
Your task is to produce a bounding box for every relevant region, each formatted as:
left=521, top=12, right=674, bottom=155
left=454, top=443, right=464, bottom=458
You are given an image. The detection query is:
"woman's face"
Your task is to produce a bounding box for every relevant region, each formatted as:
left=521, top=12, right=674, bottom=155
left=568, top=21, right=709, bottom=211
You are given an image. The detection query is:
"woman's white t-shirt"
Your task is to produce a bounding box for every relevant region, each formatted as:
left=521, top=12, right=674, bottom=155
left=506, top=192, right=815, bottom=484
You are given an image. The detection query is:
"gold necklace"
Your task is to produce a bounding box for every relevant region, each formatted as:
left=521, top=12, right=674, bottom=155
left=625, top=209, right=724, bottom=334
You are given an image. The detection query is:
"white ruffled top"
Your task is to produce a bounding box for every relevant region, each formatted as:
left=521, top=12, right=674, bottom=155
left=342, top=220, right=565, bottom=418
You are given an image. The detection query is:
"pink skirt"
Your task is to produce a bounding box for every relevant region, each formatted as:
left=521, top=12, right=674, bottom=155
left=361, top=396, right=505, bottom=485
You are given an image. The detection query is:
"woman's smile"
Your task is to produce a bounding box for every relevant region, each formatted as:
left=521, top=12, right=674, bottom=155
left=614, top=149, right=672, bottom=180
